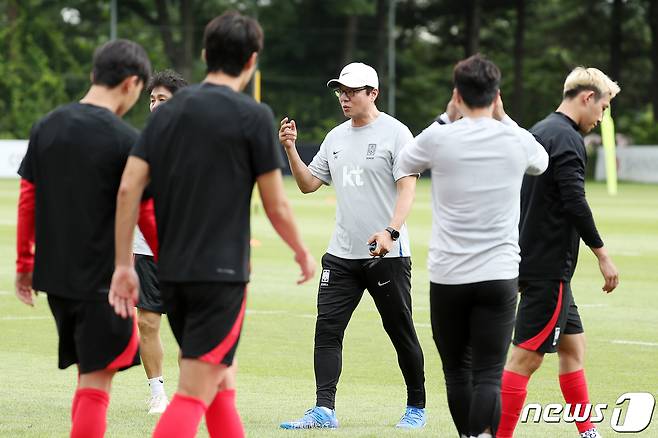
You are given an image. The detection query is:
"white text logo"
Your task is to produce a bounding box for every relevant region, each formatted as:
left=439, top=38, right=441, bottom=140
left=520, top=392, right=655, bottom=433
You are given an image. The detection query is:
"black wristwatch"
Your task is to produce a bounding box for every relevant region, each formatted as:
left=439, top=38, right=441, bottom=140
left=385, top=226, right=400, bottom=241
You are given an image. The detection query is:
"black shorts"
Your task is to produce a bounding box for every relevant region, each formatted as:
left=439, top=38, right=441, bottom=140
left=135, top=254, right=165, bottom=314
left=161, top=282, right=246, bottom=366
left=47, top=294, right=140, bottom=374
left=512, top=280, right=584, bottom=353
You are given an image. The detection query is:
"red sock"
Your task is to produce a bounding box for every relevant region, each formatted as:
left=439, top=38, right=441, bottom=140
left=560, top=369, right=594, bottom=433
left=206, top=389, right=244, bottom=438
left=70, top=388, right=109, bottom=438
left=498, top=370, right=530, bottom=438
left=152, top=393, right=207, bottom=438
left=71, top=391, right=80, bottom=422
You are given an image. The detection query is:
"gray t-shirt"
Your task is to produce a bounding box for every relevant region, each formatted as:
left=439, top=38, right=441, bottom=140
left=308, top=112, right=415, bottom=259
left=398, top=115, right=548, bottom=284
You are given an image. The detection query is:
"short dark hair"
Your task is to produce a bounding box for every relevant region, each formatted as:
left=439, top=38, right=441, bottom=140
left=203, top=11, right=264, bottom=76
left=453, top=54, right=501, bottom=108
left=92, top=39, right=151, bottom=88
left=147, top=69, right=188, bottom=95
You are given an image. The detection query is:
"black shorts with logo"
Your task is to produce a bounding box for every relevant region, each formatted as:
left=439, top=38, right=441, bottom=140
left=512, top=280, right=584, bottom=354
left=161, top=282, right=246, bottom=366
left=135, top=254, right=165, bottom=314
left=47, top=294, right=140, bottom=374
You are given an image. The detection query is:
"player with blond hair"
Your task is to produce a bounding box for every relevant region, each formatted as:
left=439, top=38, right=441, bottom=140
left=498, top=67, right=621, bottom=438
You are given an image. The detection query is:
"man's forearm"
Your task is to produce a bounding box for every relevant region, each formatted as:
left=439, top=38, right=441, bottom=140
left=115, top=187, right=142, bottom=267
left=284, top=146, right=317, bottom=193
left=264, top=198, right=308, bottom=256
left=389, top=177, right=416, bottom=230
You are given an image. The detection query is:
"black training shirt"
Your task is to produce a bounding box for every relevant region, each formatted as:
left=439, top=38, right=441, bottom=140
left=519, top=112, right=604, bottom=281
left=131, top=83, right=284, bottom=283
left=18, top=103, right=138, bottom=300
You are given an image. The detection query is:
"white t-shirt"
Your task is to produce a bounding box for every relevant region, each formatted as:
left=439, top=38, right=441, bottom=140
left=398, top=115, right=548, bottom=284
left=308, top=112, right=415, bottom=259
left=133, top=227, right=153, bottom=256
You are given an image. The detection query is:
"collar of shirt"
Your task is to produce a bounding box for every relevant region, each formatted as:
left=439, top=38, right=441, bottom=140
left=554, top=111, right=580, bottom=132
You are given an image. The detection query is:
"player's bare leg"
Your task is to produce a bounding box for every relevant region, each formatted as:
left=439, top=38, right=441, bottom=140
left=558, top=334, right=599, bottom=437
left=138, top=308, right=168, bottom=413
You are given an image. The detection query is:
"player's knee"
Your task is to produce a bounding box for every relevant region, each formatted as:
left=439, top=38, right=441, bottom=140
left=508, top=347, right=543, bottom=374
left=138, top=313, right=160, bottom=337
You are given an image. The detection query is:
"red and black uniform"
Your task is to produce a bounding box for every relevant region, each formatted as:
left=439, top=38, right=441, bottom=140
left=514, top=112, right=603, bottom=353
left=131, top=83, right=284, bottom=365
left=17, top=103, right=157, bottom=373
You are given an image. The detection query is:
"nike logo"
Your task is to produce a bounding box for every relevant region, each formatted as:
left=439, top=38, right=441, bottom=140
left=377, top=280, right=391, bottom=287
left=333, top=150, right=341, bottom=156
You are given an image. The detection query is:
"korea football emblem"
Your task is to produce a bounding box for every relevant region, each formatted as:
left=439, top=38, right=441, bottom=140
left=366, top=143, right=377, bottom=159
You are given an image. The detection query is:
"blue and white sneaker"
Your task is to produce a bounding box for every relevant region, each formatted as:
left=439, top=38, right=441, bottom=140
left=280, top=406, right=339, bottom=429
left=395, top=406, right=426, bottom=428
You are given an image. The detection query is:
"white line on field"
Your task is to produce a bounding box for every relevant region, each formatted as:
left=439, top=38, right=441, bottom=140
left=0, top=290, right=12, bottom=295
left=414, top=323, right=432, bottom=328
left=0, top=316, right=50, bottom=321
left=245, top=310, right=287, bottom=316
left=578, top=304, right=608, bottom=308
left=611, top=340, right=658, bottom=347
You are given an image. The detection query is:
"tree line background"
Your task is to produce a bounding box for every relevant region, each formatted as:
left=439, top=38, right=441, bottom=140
left=2, top=0, right=658, bottom=144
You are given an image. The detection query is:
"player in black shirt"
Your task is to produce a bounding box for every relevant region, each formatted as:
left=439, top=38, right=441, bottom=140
left=109, top=11, right=315, bottom=438
left=498, top=68, right=621, bottom=438
left=15, top=39, right=151, bottom=438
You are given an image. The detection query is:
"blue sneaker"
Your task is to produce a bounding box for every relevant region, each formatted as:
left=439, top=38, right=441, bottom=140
left=280, top=406, right=339, bottom=429
left=395, top=406, right=426, bottom=429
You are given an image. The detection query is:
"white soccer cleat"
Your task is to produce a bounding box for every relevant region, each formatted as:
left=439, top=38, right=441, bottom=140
left=147, top=393, right=169, bottom=414
left=580, top=428, right=602, bottom=438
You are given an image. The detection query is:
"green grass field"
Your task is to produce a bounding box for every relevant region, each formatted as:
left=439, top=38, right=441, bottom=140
left=0, top=178, right=656, bottom=437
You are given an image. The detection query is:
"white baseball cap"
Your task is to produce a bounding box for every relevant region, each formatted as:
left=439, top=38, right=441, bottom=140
left=327, top=62, right=379, bottom=89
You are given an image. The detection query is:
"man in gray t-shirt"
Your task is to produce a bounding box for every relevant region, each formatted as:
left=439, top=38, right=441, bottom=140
left=398, top=55, right=548, bottom=438
left=278, top=62, right=426, bottom=430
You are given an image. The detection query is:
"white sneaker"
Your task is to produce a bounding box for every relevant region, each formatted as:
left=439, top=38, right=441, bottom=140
left=147, top=393, right=169, bottom=414
left=580, top=428, right=602, bottom=438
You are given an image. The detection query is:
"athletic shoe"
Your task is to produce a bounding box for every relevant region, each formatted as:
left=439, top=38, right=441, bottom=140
left=395, top=406, right=426, bottom=428
left=580, top=428, right=602, bottom=438
left=279, top=406, right=339, bottom=429
left=147, top=393, right=169, bottom=414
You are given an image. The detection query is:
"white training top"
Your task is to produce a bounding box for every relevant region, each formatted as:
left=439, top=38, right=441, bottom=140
left=133, top=227, right=153, bottom=256
left=308, top=112, right=415, bottom=259
left=398, top=115, right=548, bottom=284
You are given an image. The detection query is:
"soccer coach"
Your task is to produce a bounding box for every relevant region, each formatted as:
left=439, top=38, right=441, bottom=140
left=279, top=62, right=427, bottom=429
left=397, top=54, right=548, bottom=438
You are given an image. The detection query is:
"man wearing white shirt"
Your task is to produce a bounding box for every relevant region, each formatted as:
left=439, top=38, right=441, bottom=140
left=135, top=70, right=188, bottom=415
left=398, top=54, right=548, bottom=438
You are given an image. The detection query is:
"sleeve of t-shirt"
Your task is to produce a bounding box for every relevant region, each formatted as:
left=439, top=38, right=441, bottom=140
left=131, top=113, right=157, bottom=163
left=553, top=136, right=604, bottom=248
left=17, top=121, right=40, bottom=182
left=397, top=124, right=437, bottom=175
left=392, top=125, right=418, bottom=181
left=308, top=136, right=332, bottom=185
left=502, top=116, right=548, bottom=176
left=246, top=104, right=285, bottom=177
left=519, top=130, right=548, bottom=176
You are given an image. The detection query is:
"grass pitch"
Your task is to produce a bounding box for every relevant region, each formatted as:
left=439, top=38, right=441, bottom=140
left=0, top=178, right=656, bottom=437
